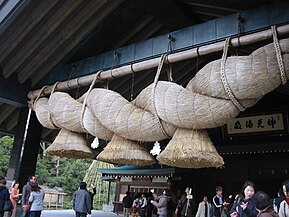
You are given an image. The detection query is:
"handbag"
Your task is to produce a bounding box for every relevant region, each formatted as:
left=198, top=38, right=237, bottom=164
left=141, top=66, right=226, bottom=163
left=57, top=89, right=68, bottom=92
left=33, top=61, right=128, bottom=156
left=4, top=199, right=13, bottom=211
left=22, top=204, right=30, bottom=212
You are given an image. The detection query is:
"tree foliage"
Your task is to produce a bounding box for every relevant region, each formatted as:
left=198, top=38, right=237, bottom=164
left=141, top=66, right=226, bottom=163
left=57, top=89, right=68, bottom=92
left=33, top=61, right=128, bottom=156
left=0, top=136, right=14, bottom=177
left=36, top=155, right=92, bottom=194
left=0, top=135, right=93, bottom=194
left=0, top=136, right=115, bottom=210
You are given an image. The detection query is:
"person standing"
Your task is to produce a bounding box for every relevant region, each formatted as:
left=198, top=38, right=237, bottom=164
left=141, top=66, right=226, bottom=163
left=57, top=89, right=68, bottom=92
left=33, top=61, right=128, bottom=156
left=151, top=189, right=170, bottom=217
left=196, top=196, right=212, bottom=217
left=123, top=191, right=133, bottom=217
left=279, top=179, right=289, bottom=217
left=0, top=177, right=10, bottom=217
left=21, top=175, right=37, bottom=217
left=230, top=181, right=258, bottom=217
left=253, top=191, right=278, bottom=217
left=10, top=182, right=21, bottom=217
left=175, top=187, right=194, bottom=217
left=131, top=195, right=140, bottom=217
left=73, top=182, right=91, bottom=217
left=212, top=186, right=229, bottom=217
left=28, top=183, right=45, bottom=217
left=147, top=190, right=155, bottom=217
left=87, top=185, right=96, bottom=210
left=139, top=193, right=147, bottom=217
left=272, top=191, right=283, bottom=213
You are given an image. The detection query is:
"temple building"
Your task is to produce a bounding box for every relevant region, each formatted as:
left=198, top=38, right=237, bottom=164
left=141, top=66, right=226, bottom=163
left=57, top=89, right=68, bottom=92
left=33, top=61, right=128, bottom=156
left=0, top=1, right=289, bottom=212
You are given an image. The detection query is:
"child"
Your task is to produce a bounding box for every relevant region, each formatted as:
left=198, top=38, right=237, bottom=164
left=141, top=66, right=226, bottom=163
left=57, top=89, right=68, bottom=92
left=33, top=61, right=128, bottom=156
left=212, top=186, right=229, bottom=217
left=132, top=195, right=140, bottom=217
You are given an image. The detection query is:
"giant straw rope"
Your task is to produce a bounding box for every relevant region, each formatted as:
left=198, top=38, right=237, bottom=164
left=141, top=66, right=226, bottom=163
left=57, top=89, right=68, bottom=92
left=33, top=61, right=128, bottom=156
left=33, top=37, right=289, bottom=168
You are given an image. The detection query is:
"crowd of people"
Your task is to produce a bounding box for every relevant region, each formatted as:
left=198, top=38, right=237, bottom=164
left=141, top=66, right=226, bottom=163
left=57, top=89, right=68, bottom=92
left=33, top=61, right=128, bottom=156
left=0, top=175, right=44, bottom=217
left=121, top=180, right=289, bottom=217
left=123, top=189, right=176, bottom=217
left=0, top=175, right=97, bottom=217
left=1, top=176, right=289, bottom=217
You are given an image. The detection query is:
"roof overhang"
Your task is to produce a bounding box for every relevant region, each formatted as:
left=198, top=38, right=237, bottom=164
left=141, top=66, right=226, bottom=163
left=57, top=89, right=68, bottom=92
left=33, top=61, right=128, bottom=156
left=97, top=165, right=175, bottom=178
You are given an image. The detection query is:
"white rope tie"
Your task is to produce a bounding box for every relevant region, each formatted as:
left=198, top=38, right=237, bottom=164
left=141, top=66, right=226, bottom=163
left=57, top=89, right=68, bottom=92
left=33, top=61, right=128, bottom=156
left=272, top=26, right=287, bottom=85
left=220, top=38, right=245, bottom=112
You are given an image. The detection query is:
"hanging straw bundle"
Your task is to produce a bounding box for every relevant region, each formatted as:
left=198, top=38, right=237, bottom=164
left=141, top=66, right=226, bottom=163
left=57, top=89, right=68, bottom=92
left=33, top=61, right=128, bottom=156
left=97, top=134, right=156, bottom=165
left=81, top=73, right=114, bottom=141
left=44, top=128, right=94, bottom=158
left=33, top=36, right=289, bottom=168
left=157, top=128, right=224, bottom=168
left=36, top=37, right=289, bottom=143
left=48, top=92, right=113, bottom=140
left=87, top=88, right=170, bottom=142
left=48, top=92, right=87, bottom=132
left=133, top=81, right=239, bottom=129
left=134, top=38, right=289, bottom=130
left=33, top=97, right=58, bottom=129
left=187, top=38, right=289, bottom=104
left=82, top=110, right=114, bottom=141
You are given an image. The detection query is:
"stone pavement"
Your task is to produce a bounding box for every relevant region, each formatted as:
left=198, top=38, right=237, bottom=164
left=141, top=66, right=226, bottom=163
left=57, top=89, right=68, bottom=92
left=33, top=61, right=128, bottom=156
left=41, top=209, right=122, bottom=217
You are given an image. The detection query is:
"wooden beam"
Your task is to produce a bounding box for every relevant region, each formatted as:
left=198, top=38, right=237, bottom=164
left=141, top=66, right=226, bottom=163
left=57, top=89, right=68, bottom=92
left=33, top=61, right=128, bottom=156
left=111, top=14, right=155, bottom=49
left=0, top=74, right=30, bottom=106
left=20, top=0, right=123, bottom=85
left=0, top=0, right=61, bottom=67
left=2, top=0, right=84, bottom=79
left=28, top=23, right=289, bottom=99
left=36, top=1, right=289, bottom=90
left=5, top=109, right=20, bottom=131
left=182, top=1, right=240, bottom=13
left=0, top=104, right=17, bottom=124
left=138, top=0, right=196, bottom=30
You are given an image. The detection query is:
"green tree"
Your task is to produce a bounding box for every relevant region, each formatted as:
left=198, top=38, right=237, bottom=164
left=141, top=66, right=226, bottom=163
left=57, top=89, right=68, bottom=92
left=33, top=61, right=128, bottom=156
left=35, top=154, right=92, bottom=194
left=36, top=155, right=56, bottom=186
left=0, top=136, right=13, bottom=177
left=0, top=135, right=93, bottom=200
left=57, top=158, right=91, bottom=193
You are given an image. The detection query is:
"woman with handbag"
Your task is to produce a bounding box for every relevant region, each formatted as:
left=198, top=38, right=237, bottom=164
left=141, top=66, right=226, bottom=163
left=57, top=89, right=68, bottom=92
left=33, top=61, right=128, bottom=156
left=230, top=181, right=258, bottom=217
left=0, top=177, right=11, bottom=217
left=28, top=183, right=44, bottom=217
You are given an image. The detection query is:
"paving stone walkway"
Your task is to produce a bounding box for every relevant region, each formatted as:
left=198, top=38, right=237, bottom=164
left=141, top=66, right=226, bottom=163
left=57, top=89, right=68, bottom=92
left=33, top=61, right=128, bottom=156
left=41, top=209, right=121, bottom=217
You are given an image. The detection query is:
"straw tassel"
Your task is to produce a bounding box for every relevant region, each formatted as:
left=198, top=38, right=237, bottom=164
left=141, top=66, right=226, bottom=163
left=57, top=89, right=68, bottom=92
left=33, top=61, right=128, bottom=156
left=157, top=128, right=224, bottom=168
left=44, top=128, right=94, bottom=159
left=97, top=134, right=156, bottom=166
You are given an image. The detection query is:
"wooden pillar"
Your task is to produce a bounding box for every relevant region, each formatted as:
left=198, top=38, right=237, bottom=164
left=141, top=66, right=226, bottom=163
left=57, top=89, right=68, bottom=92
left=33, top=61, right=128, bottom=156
left=6, top=107, right=42, bottom=190
left=6, top=107, right=29, bottom=182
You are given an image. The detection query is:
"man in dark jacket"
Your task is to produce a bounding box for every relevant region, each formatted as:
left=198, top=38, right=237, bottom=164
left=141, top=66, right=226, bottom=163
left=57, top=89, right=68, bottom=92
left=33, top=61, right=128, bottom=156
left=21, top=175, right=37, bottom=217
left=88, top=186, right=96, bottom=210
left=73, top=182, right=91, bottom=217
left=175, top=187, right=194, bottom=217
left=212, top=186, right=229, bottom=217
left=122, top=191, right=133, bottom=217
left=0, top=177, right=10, bottom=217
left=147, top=190, right=155, bottom=217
